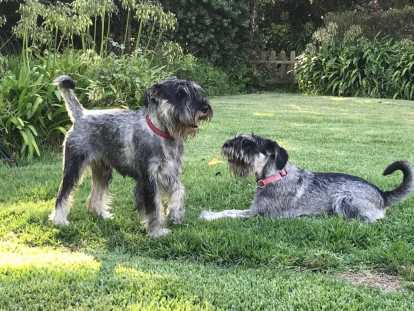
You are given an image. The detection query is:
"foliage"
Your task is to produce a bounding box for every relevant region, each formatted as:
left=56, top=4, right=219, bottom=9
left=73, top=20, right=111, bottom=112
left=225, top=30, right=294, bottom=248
left=258, top=22, right=316, bottom=52
left=0, top=51, right=95, bottom=160
left=10, top=0, right=177, bottom=57
left=323, top=5, right=414, bottom=41
left=0, top=15, right=5, bottom=28
left=295, top=24, right=414, bottom=99
left=255, top=1, right=318, bottom=52
left=160, top=0, right=250, bottom=67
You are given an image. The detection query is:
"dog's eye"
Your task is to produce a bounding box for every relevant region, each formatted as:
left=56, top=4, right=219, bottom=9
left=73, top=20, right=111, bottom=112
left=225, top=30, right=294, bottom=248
left=177, top=86, right=189, bottom=99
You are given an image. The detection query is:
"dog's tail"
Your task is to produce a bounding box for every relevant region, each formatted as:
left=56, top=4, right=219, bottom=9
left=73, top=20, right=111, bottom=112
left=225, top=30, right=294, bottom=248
left=381, top=161, right=414, bottom=207
left=53, top=75, right=84, bottom=122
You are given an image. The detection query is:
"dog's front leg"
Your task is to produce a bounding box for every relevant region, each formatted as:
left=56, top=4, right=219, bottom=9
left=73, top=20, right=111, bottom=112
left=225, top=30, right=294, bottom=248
left=168, top=182, right=185, bottom=225
left=135, top=177, right=170, bottom=238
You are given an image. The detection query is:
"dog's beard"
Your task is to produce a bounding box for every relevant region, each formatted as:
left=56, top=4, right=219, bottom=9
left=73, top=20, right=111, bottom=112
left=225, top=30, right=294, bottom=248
left=158, top=101, right=212, bottom=139
left=228, top=159, right=255, bottom=177
left=223, top=143, right=257, bottom=177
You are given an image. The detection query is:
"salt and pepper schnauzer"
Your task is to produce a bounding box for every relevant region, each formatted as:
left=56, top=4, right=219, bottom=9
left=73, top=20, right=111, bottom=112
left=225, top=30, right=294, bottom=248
left=50, top=75, right=212, bottom=238
left=200, top=134, right=413, bottom=222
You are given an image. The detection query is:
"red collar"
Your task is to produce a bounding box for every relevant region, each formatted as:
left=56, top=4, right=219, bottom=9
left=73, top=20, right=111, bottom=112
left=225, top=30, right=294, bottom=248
left=257, top=169, right=287, bottom=188
left=146, top=115, right=173, bottom=140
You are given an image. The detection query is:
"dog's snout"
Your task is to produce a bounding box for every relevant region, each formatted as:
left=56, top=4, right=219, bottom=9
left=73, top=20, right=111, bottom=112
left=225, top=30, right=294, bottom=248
left=197, top=104, right=213, bottom=121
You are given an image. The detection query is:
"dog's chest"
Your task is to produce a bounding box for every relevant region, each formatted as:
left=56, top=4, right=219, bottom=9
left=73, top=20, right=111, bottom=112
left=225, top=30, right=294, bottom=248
left=153, top=142, right=183, bottom=191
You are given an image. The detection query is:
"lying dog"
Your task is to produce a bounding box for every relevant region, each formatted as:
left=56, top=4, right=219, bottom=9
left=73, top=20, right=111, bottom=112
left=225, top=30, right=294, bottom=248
left=50, top=75, right=212, bottom=237
left=200, top=134, right=413, bottom=222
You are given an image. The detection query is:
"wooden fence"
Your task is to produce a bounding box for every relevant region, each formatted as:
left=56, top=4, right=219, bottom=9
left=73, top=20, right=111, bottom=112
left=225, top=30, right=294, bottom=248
left=250, top=50, right=296, bottom=84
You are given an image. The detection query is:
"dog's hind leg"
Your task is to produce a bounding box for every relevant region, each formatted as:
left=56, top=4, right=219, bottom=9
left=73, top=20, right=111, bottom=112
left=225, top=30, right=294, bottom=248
left=334, top=195, right=385, bottom=223
left=50, top=145, right=88, bottom=226
left=199, top=209, right=257, bottom=221
left=88, top=160, right=113, bottom=219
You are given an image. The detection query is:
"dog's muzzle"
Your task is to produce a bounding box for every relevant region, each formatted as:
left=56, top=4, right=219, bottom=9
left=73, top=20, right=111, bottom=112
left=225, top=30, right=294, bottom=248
left=199, top=104, right=213, bottom=121
left=193, top=105, right=213, bottom=127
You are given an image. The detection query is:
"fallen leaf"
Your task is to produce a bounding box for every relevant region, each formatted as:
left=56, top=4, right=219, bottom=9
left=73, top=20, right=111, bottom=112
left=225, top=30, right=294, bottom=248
left=254, top=112, right=274, bottom=117
left=208, top=158, right=224, bottom=166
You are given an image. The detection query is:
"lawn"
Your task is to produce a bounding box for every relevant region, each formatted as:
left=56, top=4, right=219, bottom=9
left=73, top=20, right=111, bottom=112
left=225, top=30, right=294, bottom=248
left=1, top=93, right=414, bottom=310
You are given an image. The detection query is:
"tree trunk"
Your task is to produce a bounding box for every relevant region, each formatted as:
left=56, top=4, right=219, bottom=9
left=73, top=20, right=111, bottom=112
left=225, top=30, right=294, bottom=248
left=249, top=0, right=258, bottom=46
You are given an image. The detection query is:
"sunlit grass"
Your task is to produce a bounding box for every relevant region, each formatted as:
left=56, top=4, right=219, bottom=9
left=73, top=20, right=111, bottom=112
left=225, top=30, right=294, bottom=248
left=0, top=243, right=98, bottom=269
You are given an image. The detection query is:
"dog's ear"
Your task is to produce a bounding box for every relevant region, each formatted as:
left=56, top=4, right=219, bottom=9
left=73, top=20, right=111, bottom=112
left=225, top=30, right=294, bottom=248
left=151, top=83, right=164, bottom=97
left=260, top=139, right=278, bottom=156
left=144, top=85, right=159, bottom=107
left=276, top=147, right=288, bottom=169
left=144, top=82, right=165, bottom=107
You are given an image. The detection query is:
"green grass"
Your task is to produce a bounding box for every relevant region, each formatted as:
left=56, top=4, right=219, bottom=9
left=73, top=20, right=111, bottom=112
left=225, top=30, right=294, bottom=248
left=1, top=93, right=414, bottom=310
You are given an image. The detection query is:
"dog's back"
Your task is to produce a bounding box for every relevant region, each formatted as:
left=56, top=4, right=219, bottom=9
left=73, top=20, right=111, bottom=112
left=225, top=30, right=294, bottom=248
left=255, top=161, right=413, bottom=222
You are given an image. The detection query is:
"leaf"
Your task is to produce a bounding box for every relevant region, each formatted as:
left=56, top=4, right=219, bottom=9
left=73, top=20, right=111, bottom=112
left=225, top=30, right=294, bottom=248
left=30, top=96, right=44, bottom=117
left=27, top=125, right=38, bottom=136
left=55, top=126, right=68, bottom=135
left=254, top=112, right=274, bottom=117
left=208, top=158, right=224, bottom=166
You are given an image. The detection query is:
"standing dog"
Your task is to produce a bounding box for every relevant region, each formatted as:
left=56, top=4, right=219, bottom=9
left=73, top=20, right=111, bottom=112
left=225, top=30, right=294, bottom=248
left=50, top=75, right=212, bottom=237
left=200, top=134, right=413, bottom=222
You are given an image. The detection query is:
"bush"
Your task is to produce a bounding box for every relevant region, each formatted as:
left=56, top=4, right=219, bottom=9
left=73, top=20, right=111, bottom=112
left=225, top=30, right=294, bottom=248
left=159, top=0, right=250, bottom=68
left=175, top=58, right=244, bottom=96
left=295, top=23, right=414, bottom=100
left=324, top=5, right=414, bottom=41
left=0, top=51, right=101, bottom=160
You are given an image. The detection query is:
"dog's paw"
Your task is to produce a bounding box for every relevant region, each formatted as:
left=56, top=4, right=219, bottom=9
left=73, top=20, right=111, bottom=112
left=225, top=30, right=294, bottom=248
left=148, top=228, right=171, bottom=239
left=99, top=210, right=113, bottom=220
left=199, top=210, right=216, bottom=221
left=170, top=217, right=183, bottom=225
left=49, top=213, right=70, bottom=226
left=169, top=212, right=184, bottom=225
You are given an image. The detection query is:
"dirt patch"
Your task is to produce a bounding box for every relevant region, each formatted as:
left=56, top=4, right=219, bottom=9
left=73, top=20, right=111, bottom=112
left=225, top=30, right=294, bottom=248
left=337, top=271, right=402, bottom=292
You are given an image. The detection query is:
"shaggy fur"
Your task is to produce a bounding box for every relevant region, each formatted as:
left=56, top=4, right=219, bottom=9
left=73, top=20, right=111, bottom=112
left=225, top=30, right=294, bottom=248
left=50, top=75, right=212, bottom=238
left=200, top=134, right=413, bottom=222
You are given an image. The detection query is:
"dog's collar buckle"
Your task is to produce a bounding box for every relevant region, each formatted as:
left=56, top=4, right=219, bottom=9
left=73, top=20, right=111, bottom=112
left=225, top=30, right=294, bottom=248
left=146, top=115, right=173, bottom=140
left=257, top=169, right=287, bottom=189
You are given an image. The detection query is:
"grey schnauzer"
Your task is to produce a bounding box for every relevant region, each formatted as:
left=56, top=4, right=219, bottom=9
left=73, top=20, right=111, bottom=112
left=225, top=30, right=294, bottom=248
left=50, top=75, right=212, bottom=238
left=200, top=134, right=413, bottom=222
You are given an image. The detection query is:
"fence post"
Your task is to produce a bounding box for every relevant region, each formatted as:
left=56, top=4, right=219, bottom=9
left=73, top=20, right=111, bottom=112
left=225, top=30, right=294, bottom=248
left=250, top=50, right=297, bottom=83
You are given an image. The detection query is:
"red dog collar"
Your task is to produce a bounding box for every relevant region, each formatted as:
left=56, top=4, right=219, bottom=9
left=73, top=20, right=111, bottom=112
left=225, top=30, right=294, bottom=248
left=257, top=169, right=287, bottom=188
left=146, top=115, right=173, bottom=140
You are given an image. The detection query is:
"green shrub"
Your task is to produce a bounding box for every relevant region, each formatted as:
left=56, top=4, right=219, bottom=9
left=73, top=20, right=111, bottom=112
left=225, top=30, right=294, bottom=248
left=324, top=5, right=414, bottom=41
left=0, top=51, right=92, bottom=160
left=391, top=40, right=414, bottom=99
left=174, top=58, right=243, bottom=96
left=295, top=28, right=414, bottom=100
left=159, top=0, right=250, bottom=67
